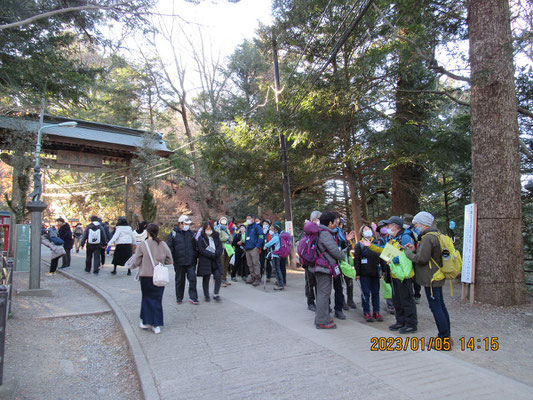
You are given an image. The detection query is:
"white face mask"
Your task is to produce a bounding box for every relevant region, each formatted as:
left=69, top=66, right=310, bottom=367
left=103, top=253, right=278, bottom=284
left=314, top=220, right=320, bottom=226
left=269, top=230, right=275, bottom=236
left=246, top=219, right=252, bottom=225
left=205, top=230, right=213, bottom=236
left=363, top=230, right=373, bottom=238
left=263, top=226, right=269, bottom=233
left=387, top=228, right=394, bottom=235
left=182, top=225, right=190, bottom=231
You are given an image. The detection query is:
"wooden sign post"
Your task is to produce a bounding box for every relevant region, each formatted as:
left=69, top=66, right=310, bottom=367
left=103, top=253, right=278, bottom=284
left=461, top=203, right=477, bottom=304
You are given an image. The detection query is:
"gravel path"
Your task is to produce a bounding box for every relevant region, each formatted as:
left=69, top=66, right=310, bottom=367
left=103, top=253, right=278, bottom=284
left=3, top=272, right=142, bottom=400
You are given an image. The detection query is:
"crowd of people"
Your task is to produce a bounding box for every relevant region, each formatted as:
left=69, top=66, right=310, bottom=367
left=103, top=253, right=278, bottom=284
left=41, top=209, right=452, bottom=346
left=299, top=209, right=452, bottom=348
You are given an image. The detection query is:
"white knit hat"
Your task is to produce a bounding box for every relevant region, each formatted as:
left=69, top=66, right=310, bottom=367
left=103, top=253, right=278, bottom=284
left=412, top=211, right=435, bottom=227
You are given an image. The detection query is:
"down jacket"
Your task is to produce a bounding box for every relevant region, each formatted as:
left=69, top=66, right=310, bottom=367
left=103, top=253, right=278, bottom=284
left=197, top=231, right=223, bottom=276
left=167, top=227, right=197, bottom=266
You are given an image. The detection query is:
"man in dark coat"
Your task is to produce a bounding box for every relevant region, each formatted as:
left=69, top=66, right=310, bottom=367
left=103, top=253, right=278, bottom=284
left=167, top=215, right=198, bottom=304
left=81, top=216, right=109, bottom=274
left=56, top=217, right=73, bottom=269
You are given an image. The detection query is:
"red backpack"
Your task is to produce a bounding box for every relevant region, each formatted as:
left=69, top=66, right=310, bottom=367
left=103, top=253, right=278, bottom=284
left=273, top=232, right=292, bottom=258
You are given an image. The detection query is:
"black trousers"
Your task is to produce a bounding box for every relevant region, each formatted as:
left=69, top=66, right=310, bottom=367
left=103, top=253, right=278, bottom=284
left=201, top=268, right=221, bottom=298
left=85, top=245, right=101, bottom=273
left=333, top=275, right=344, bottom=311
left=61, top=248, right=71, bottom=268
left=50, top=256, right=59, bottom=273
left=174, top=264, right=198, bottom=302
left=344, top=275, right=354, bottom=303
left=234, top=251, right=248, bottom=277
left=304, top=266, right=317, bottom=305
left=413, top=279, right=421, bottom=298
left=391, top=277, right=418, bottom=328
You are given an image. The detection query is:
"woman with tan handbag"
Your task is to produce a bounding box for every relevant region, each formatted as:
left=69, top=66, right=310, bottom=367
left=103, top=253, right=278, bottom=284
left=130, top=224, right=173, bottom=334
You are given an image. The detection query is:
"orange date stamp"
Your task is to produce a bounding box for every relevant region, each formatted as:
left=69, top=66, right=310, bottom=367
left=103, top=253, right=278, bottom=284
left=370, top=336, right=452, bottom=351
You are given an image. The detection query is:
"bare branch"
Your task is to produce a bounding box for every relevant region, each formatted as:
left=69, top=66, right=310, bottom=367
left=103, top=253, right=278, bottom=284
left=0, top=2, right=130, bottom=30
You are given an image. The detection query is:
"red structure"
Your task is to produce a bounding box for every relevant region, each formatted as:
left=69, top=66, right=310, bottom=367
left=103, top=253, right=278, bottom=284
left=0, top=212, right=11, bottom=252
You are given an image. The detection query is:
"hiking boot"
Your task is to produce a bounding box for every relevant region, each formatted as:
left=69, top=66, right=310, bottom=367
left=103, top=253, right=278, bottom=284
left=213, top=295, right=221, bottom=302
left=343, top=303, right=349, bottom=311
left=152, top=326, right=161, bottom=334
left=252, top=280, right=260, bottom=286
left=348, top=300, right=357, bottom=309
left=176, top=300, right=183, bottom=305
left=266, top=278, right=271, bottom=283
left=246, top=278, right=254, bottom=284
left=315, top=321, right=337, bottom=329
left=110, top=269, right=117, bottom=275
left=389, top=323, right=403, bottom=331
left=373, top=312, right=384, bottom=321
left=308, top=304, right=317, bottom=312
left=399, top=326, right=417, bottom=334
left=363, top=313, right=374, bottom=322
left=188, top=299, right=199, bottom=305
left=414, top=296, right=421, bottom=304
left=334, top=311, right=346, bottom=320
left=231, top=277, right=237, bottom=282
left=204, top=296, right=211, bottom=302
left=273, top=285, right=284, bottom=290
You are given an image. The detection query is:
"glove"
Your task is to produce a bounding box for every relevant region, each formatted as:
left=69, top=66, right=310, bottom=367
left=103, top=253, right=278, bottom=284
left=106, top=246, right=111, bottom=254
left=392, top=256, right=400, bottom=265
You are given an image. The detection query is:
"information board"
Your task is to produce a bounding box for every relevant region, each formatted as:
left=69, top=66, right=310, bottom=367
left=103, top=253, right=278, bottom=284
left=461, top=203, right=477, bottom=284
left=15, top=224, right=31, bottom=271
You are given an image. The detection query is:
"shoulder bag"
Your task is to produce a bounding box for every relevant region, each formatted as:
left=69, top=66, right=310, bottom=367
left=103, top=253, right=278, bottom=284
left=144, top=241, right=170, bottom=287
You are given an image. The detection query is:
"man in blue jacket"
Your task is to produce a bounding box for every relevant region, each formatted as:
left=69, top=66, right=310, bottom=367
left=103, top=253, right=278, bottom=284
left=244, top=214, right=264, bottom=286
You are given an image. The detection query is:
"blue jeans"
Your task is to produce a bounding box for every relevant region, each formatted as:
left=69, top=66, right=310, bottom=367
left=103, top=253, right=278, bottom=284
left=424, top=286, right=450, bottom=338
left=272, top=257, right=284, bottom=287
left=360, top=276, right=380, bottom=314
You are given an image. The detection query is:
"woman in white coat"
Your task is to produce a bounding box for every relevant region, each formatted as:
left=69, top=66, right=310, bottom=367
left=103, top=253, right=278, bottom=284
left=107, top=217, right=135, bottom=275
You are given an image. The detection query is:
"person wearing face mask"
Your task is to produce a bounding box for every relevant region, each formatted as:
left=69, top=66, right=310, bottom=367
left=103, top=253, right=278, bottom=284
left=197, top=221, right=223, bottom=302
left=167, top=215, right=199, bottom=305
left=404, top=211, right=452, bottom=347
left=264, top=224, right=285, bottom=290
left=243, top=214, right=264, bottom=286
left=402, top=213, right=422, bottom=303
left=215, top=216, right=233, bottom=287
left=354, top=224, right=387, bottom=322
left=232, top=224, right=249, bottom=281
left=375, top=220, right=395, bottom=314
left=260, top=219, right=273, bottom=282
left=362, top=216, right=418, bottom=333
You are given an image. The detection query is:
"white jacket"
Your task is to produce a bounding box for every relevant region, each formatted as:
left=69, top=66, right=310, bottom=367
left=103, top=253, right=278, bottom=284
left=108, top=226, right=135, bottom=246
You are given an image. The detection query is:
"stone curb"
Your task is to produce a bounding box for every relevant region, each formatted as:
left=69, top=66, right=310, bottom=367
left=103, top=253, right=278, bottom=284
left=58, top=270, right=160, bottom=400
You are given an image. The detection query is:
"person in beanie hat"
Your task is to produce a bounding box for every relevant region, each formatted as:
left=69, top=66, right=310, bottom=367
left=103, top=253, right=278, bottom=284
left=404, top=211, right=453, bottom=348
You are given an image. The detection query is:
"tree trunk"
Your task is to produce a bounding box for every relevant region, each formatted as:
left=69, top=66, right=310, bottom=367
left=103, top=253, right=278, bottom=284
left=344, top=171, right=362, bottom=236
left=467, top=0, right=525, bottom=305
left=391, top=164, right=421, bottom=215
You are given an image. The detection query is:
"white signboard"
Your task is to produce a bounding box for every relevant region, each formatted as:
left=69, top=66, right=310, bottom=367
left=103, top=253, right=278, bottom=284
left=285, top=220, right=294, bottom=237
left=461, top=203, right=477, bottom=284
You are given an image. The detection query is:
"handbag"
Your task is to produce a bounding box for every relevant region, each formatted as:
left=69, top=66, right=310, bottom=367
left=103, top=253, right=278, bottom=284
left=144, top=241, right=170, bottom=287
left=125, top=254, right=135, bottom=269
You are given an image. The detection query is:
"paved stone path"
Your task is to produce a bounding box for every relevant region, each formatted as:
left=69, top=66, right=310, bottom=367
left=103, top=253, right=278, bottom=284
left=60, top=251, right=533, bottom=400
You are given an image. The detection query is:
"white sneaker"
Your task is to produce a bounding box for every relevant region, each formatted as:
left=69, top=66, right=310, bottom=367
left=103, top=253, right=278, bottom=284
left=152, top=326, right=161, bottom=334
left=139, top=320, right=150, bottom=329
